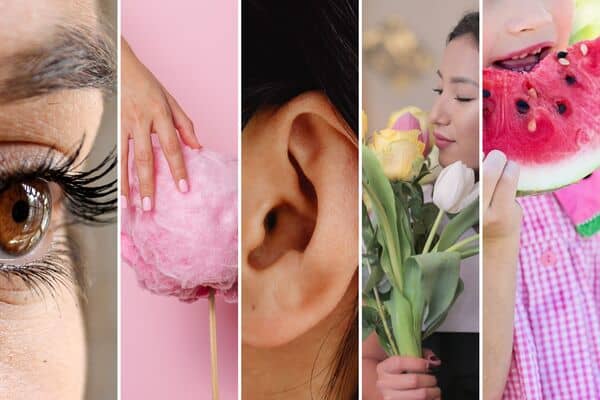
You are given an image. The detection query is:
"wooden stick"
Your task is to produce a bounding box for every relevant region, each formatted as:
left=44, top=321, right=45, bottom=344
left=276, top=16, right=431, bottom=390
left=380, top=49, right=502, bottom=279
left=209, top=290, right=219, bottom=400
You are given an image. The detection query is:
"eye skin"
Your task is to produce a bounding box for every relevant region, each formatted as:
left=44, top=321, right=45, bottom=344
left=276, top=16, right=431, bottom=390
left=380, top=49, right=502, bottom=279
left=432, top=86, right=477, bottom=102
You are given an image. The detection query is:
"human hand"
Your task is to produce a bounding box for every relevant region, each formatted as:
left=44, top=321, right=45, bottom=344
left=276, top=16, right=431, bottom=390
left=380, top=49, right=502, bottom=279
left=375, top=351, right=441, bottom=400
left=121, top=37, right=201, bottom=211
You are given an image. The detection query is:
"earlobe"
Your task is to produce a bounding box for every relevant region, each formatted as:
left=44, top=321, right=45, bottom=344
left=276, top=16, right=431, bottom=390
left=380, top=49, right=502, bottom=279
left=242, top=91, right=358, bottom=347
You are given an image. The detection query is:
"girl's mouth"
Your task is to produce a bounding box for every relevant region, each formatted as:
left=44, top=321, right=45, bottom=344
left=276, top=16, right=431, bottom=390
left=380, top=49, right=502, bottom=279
left=493, top=44, right=553, bottom=72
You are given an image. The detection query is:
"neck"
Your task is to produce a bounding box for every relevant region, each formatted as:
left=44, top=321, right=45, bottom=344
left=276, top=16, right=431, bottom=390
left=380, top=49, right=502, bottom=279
left=242, top=275, right=357, bottom=400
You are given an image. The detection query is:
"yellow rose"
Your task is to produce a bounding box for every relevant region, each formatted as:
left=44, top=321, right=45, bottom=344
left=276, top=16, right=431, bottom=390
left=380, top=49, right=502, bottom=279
left=387, top=106, right=434, bottom=156
left=369, top=129, right=425, bottom=181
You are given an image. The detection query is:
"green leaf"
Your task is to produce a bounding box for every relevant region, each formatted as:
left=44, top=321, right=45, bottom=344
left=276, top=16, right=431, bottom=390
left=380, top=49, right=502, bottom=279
left=386, top=290, right=421, bottom=357
left=362, top=203, right=384, bottom=293
left=362, top=304, right=378, bottom=340
left=436, top=199, right=479, bottom=251
left=404, top=252, right=461, bottom=333
left=402, top=258, right=424, bottom=347
left=362, top=146, right=404, bottom=290
left=423, top=278, right=464, bottom=339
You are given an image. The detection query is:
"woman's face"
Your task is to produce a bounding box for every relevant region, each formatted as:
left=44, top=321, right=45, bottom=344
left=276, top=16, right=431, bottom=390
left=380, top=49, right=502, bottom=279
left=430, top=35, right=480, bottom=169
left=483, top=0, right=574, bottom=68
left=0, top=1, right=108, bottom=398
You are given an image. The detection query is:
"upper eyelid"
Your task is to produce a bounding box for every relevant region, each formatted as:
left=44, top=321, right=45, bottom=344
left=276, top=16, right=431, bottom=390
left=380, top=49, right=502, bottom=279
left=0, top=141, right=117, bottom=225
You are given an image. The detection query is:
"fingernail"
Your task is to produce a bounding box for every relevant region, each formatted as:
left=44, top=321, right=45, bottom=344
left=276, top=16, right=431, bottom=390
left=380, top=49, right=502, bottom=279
left=142, top=196, right=152, bottom=211
left=488, top=150, right=506, bottom=165
left=120, top=195, right=127, bottom=209
left=178, top=179, right=189, bottom=193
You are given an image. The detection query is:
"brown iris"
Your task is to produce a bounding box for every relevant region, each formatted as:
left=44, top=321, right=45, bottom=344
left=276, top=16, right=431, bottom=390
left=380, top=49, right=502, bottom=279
left=0, top=180, right=51, bottom=257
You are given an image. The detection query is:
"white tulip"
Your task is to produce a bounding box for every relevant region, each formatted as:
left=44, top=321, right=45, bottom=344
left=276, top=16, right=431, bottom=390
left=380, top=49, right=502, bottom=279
left=433, top=161, right=478, bottom=214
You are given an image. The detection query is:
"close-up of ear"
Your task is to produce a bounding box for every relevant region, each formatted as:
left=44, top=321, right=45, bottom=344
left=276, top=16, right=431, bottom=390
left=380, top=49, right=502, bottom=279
left=242, top=91, right=358, bottom=348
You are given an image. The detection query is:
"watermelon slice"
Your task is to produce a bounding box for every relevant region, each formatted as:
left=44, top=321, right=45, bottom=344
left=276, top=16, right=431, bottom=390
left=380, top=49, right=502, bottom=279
left=483, top=38, right=600, bottom=193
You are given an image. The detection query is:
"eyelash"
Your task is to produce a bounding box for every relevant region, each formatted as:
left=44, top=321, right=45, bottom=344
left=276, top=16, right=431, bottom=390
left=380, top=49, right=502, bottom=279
left=0, top=143, right=116, bottom=295
left=432, top=89, right=476, bottom=103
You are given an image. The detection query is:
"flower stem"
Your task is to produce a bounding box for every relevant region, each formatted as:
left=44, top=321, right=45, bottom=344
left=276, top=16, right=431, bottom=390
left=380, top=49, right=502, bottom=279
left=459, top=245, right=479, bottom=259
left=422, top=209, right=444, bottom=254
left=373, top=287, right=400, bottom=356
left=366, top=263, right=399, bottom=355
left=446, top=234, right=479, bottom=253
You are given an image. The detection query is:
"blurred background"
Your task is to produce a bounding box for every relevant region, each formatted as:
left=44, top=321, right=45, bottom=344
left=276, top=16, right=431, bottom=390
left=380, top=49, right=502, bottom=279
left=77, top=0, right=118, bottom=399
left=363, top=0, right=478, bottom=132
left=571, top=0, right=600, bottom=43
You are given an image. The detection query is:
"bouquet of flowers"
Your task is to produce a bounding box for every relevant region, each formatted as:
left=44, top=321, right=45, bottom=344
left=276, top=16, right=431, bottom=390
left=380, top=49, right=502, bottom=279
left=362, top=107, right=479, bottom=357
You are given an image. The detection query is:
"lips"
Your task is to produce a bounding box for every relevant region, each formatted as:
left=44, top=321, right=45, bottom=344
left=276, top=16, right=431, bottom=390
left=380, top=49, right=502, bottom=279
left=493, top=43, right=553, bottom=72
left=433, top=131, right=455, bottom=150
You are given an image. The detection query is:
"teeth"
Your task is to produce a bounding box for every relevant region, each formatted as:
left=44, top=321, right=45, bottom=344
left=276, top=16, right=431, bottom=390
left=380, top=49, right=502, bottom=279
left=510, top=47, right=543, bottom=60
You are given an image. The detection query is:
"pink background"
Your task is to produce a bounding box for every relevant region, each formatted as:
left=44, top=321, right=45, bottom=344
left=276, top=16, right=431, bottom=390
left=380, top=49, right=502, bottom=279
left=121, top=1, right=238, bottom=399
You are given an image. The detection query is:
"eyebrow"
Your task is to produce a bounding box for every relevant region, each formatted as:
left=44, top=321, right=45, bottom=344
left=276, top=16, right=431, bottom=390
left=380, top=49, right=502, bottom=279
left=0, top=25, right=116, bottom=104
left=437, top=70, right=478, bottom=87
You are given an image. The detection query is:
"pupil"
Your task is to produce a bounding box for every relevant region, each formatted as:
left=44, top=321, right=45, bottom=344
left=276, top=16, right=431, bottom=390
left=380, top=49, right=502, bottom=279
left=12, top=200, right=30, bottom=223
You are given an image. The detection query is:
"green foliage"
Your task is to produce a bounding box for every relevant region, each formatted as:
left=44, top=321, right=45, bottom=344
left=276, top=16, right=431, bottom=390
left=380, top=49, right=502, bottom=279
left=362, top=144, right=479, bottom=357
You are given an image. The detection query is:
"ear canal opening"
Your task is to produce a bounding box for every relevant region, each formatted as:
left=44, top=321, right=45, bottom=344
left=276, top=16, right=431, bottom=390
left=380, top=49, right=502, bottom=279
left=247, top=152, right=317, bottom=270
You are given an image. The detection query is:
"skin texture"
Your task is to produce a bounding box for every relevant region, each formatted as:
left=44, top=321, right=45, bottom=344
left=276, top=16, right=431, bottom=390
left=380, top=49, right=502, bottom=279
left=363, top=33, right=479, bottom=400
left=482, top=1, right=573, bottom=399
left=430, top=35, right=480, bottom=169
left=120, top=38, right=201, bottom=210
left=0, top=1, right=109, bottom=399
left=363, top=334, right=441, bottom=400
left=242, top=92, right=357, bottom=399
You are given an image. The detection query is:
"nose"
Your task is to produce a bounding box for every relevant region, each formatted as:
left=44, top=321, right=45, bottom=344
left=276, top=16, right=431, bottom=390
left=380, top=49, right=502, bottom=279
left=506, top=0, right=552, bottom=33
left=429, top=94, right=450, bottom=127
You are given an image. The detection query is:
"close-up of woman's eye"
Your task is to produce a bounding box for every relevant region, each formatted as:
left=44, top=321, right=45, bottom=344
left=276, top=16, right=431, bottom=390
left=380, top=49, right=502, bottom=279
left=0, top=179, right=51, bottom=258
left=433, top=87, right=443, bottom=95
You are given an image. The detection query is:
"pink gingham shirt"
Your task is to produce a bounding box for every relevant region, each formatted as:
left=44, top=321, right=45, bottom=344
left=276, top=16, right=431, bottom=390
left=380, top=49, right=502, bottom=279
left=502, top=193, right=600, bottom=399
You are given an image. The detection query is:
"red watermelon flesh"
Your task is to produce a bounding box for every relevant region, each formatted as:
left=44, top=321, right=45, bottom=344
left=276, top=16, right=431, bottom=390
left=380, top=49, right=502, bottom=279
left=483, top=38, right=600, bottom=192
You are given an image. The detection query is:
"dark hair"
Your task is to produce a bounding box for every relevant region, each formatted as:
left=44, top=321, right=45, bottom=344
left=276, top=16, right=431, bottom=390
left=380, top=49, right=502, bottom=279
left=447, top=11, right=479, bottom=46
left=243, top=0, right=358, bottom=135
left=243, top=1, right=358, bottom=399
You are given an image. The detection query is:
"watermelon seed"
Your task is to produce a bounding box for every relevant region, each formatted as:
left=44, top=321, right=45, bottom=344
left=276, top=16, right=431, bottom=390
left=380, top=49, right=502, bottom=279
left=516, top=99, right=530, bottom=114
left=558, top=58, right=570, bottom=66
left=528, top=88, right=538, bottom=98
left=557, top=51, right=568, bottom=59
left=528, top=119, right=537, bottom=132
left=556, top=102, right=567, bottom=115
left=581, top=43, right=588, bottom=56
left=483, top=89, right=490, bottom=98
left=565, top=75, right=577, bottom=85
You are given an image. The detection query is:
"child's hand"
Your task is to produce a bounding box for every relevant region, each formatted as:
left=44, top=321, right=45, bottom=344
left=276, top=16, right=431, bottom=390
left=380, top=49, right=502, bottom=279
left=482, top=150, right=522, bottom=242
left=375, top=352, right=441, bottom=400
left=121, top=37, right=201, bottom=211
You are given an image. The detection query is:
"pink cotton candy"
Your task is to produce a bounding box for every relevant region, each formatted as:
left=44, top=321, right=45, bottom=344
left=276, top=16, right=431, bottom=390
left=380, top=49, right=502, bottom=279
left=121, top=137, right=238, bottom=303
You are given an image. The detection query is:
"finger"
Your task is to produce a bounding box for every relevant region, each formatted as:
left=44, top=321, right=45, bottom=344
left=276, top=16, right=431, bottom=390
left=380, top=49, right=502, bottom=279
left=165, top=91, right=201, bottom=149
left=378, top=356, right=429, bottom=375
left=120, top=131, right=130, bottom=207
left=133, top=123, right=155, bottom=211
left=377, top=372, right=437, bottom=391
left=380, top=387, right=441, bottom=400
left=482, top=150, right=508, bottom=210
left=490, top=160, right=520, bottom=210
left=422, top=349, right=441, bottom=368
left=154, top=111, right=189, bottom=193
